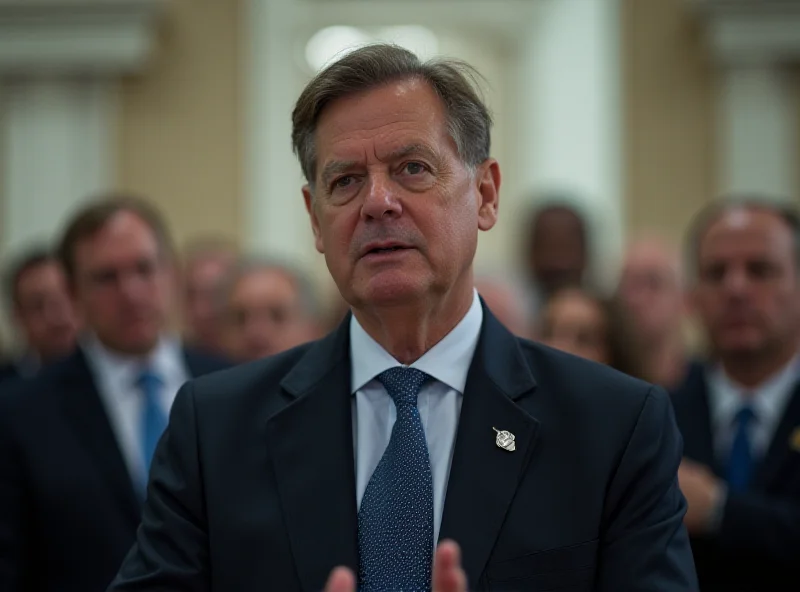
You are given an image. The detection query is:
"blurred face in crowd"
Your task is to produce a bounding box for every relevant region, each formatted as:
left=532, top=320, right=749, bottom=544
left=184, top=251, right=235, bottom=349
left=224, top=267, right=317, bottom=362
left=70, top=211, right=174, bottom=355
left=617, top=240, right=684, bottom=341
left=303, top=79, right=500, bottom=312
left=14, top=261, right=78, bottom=361
left=692, top=207, right=800, bottom=359
left=530, top=207, right=586, bottom=295
left=475, top=278, right=532, bottom=338
left=538, top=289, right=609, bottom=364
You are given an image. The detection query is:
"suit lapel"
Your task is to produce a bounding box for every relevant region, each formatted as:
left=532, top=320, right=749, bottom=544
left=439, top=307, right=539, bottom=588
left=267, top=319, right=359, bottom=592
left=755, top=383, right=800, bottom=488
left=59, top=349, right=141, bottom=528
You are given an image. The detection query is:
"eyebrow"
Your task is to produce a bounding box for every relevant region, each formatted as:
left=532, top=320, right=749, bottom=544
left=319, top=143, right=439, bottom=188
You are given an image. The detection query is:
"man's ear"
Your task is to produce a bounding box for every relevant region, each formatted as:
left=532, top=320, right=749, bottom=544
left=476, top=159, right=501, bottom=232
left=303, top=185, right=325, bottom=254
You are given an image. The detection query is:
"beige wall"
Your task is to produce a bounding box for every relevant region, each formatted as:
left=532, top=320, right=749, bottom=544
left=117, top=0, right=243, bottom=252
left=622, top=0, right=716, bottom=246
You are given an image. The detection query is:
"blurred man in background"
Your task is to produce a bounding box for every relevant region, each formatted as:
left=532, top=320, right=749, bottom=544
left=0, top=196, right=228, bottom=592
left=672, top=198, right=800, bottom=591
left=0, top=247, right=79, bottom=384
left=474, top=274, right=533, bottom=338
left=181, top=237, right=237, bottom=356
left=220, top=257, right=322, bottom=362
left=616, top=236, right=690, bottom=389
left=524, top=200, right=589, bottom=310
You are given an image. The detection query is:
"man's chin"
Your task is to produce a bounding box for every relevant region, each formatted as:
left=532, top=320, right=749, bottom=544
left=358, top=280, right=426, bottom=308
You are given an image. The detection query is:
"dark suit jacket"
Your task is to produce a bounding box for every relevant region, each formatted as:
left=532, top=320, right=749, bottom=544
left=671, top=363, right=800, bottom=591
left=0, top=361, right=19, bottom=385
left=0, top=346, right=229, bottom=592
left=110, top=307, right=697, bottom=591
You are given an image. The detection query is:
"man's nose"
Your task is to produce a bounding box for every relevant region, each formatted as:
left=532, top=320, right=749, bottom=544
left=722, top=268, right=748, bottom=294
left=361, top=174, right=402, bottom=221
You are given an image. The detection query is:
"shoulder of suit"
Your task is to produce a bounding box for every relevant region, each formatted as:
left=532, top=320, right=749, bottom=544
left=0, top=356, right=70, bottom=415
left=182, top=341, right=317, bottom=402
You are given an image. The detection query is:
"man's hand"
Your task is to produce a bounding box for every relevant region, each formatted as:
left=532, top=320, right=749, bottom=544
left=324, top=540, right=467, bottom=592
left=678, top=458, right=724, bottom=535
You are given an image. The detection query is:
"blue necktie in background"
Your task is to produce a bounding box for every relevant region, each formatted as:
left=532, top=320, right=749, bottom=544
left=358, top=367, right=434, bottom=592
left=726, top=405, right=756, bottom=493
left=136, top=368, right=168, bottom=495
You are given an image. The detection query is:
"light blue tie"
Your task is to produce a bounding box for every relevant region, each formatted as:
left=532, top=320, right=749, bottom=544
left=358, top=367, right=434, bottom=592
left=136, top=368, right=168, bottom=493
left=726, top=405, right=756, bottom=493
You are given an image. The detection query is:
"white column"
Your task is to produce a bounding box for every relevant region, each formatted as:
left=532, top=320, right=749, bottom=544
left=244, top=0, right=311, bottom=264
left=1, top=78, right=117, bottom=252
left=513, top=0, right=623, bottom=288
left=717, top=64, right=797, bottom=198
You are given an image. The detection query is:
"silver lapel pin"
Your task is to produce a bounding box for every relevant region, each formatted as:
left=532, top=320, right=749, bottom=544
left=493, top=427, right=516, bottom=452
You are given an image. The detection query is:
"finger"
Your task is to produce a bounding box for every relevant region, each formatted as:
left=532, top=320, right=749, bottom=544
left=323, top=566, right=356, bottom=592
left=433, top=540, right=467, bottom=592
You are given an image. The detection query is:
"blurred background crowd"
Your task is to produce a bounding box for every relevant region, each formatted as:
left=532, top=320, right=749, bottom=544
left=0, top=0, right=799, bottom=590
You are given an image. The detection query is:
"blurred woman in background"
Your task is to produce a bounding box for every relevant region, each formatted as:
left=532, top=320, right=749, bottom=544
left=536, top=287, right=641, bottom=377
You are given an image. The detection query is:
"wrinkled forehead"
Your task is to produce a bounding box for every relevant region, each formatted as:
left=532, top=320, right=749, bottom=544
left=314, top=80, right=450, bottom=161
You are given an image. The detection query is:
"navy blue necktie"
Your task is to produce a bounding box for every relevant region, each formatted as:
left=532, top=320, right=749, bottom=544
left=358, top=367, right=434, bottom=592
left=136, top=369, right=168, bottom=493
left=726, top=405, right=756, bottom=493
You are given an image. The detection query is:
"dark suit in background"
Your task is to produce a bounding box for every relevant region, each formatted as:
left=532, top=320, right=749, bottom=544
left=0, top=346, right=228, bottom=592
left=0, top=361, right=19, bottom=385
left=110, top=308, right=696, bottom=591
left=672, top=363, right=800, bottom=591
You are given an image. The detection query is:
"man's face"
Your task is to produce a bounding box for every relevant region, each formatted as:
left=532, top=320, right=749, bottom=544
left=303, top=79, right=500, bottom=310
left=692, top=208, right=800, bottom=358
left=224, top=268, right=316, bottom=361
left=184, top=253, right=235, bottom=348
left=530, top=208, right=586, bottom=294
left=14, top=261, right=79, bottom=361
left=617, top=242, right=683, bottom=340
left=71, top=211, right=174, bottom=355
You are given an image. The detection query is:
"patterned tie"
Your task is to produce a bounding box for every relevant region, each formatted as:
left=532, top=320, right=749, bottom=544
left=726, top=405, right=756, bottom=493
left=136, top=368, right=168, bottom=493
left=358, top=367, right=434, bottom=592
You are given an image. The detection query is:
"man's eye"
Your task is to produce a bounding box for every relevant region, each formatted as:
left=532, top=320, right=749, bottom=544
left=404, top=162, right=426, bottom=175
left=334, top=176, right=354, bottom=189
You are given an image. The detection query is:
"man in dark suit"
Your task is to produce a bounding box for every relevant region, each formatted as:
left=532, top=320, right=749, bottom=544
left=672, top=198, right=800, bottom=591
left=0, top=247, right=79, bottom=386
left=0, top=196, right=229, bottom=592
left=110, top=45, right=697, bottom=591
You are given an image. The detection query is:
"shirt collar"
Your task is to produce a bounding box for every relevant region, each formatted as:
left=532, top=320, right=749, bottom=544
left=82, top=333, right=184, bottom=392
left=349, top=289, right=483, bottom=395
left=708, top=355, right=800, bottom=428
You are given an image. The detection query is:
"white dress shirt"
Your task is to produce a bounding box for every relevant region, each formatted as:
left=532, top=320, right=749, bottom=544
left=708, top=357, right=800, bottom=461
left=350, top=290, right=483, bottom=544
left=83, top=335, right=189, bottom=489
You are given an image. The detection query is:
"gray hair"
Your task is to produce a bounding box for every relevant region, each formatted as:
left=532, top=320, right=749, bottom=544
left=685, top=195, right=800, bottom=282
left=291, top=43, right=492, bottom=187
left=216, top=255, right=321, bottom=320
